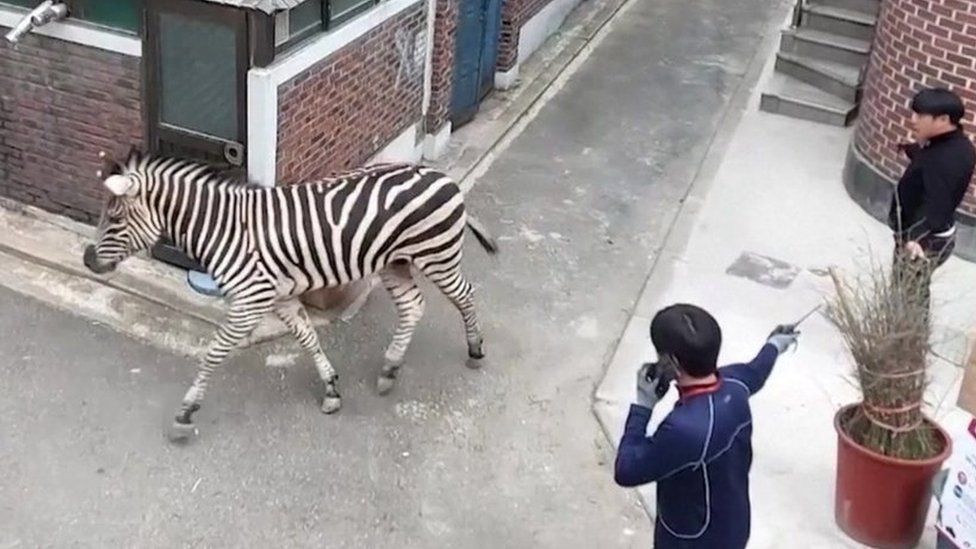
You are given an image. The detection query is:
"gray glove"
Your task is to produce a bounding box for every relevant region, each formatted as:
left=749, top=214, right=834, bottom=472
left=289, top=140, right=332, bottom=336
left=767, top=324, right=799, bottom=354
left=636, top=361, right=673, bottom=409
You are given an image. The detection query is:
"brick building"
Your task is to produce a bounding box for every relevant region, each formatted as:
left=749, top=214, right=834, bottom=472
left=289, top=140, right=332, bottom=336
left=843, top=0, right=976, bottom=260
left=0, top=0, right=580, bottom=225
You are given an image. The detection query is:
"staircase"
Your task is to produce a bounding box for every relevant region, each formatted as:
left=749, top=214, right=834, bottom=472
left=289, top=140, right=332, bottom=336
left=759, top=0, right=879, bottom=127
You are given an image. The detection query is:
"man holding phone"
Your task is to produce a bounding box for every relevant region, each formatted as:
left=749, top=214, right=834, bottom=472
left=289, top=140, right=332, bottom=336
left=889, top=87, right=975, bottom=319
left=613, top=304, right=799, bottom=548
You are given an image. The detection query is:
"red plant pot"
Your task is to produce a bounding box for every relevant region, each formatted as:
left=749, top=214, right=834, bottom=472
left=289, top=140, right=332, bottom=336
left=834, top=403, right=952, bottom=548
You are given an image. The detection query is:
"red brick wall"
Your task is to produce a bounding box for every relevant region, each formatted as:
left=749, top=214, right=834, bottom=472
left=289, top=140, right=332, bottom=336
left=0, top=34, right=143, bottom=223
left=276, top=5, right=427, bottom=183
left=498, top=0, right=553, bottom=71
left=427, top=0, right=458, bottom=132
left=855, top=0, right=976, bottom=215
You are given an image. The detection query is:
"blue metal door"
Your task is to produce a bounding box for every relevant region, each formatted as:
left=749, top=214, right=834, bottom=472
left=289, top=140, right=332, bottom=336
left=478, top=0, right=502, bottom=100
left=451, top=0, right=501, bottom=127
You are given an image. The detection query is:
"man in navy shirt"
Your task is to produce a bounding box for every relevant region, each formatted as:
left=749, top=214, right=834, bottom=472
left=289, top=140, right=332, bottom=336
left=614, top=304, right=797, bottom=548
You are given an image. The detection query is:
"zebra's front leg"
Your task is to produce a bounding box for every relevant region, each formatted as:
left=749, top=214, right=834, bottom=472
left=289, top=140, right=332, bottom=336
left=377, top=261, right=425, bottom=395
left=273, top=299, right=341, bottom=414
left=169, top=297, right=274, bottom=441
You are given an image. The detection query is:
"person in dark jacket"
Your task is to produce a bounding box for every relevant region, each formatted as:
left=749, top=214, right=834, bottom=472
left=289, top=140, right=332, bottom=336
left=889, top=87, right=975, bottom=313
left=614, top=304, right=798, bottom=549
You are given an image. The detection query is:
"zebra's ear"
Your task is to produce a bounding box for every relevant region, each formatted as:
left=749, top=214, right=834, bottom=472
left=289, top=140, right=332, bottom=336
left=104, top=174, right=136, bottom=197
left=97, top=150, right=123, bottom=177
left=125, top=145, right=143, bottom=167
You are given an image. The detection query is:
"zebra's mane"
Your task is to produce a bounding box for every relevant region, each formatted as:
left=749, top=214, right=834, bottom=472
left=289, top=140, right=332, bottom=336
left=309, top=162, right=417, bottom=188
left=127, top=151, right=416, bottom=191
left=127, top=153, right=260, bottom=190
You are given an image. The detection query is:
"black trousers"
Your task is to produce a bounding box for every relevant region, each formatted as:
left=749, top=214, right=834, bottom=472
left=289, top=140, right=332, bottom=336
left=892, top=233, right=955, bottom=324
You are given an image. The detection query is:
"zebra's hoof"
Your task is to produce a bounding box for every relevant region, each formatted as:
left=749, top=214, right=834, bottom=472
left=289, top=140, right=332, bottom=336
left=167, top=421, right=198, bottom=443
left=467, top=343, right=485, bottom=366
left=377, top=375, right=396, bottom=395
left=465, top=356, right=485, bottom=370
left=321, top=396, right=342, bottom=414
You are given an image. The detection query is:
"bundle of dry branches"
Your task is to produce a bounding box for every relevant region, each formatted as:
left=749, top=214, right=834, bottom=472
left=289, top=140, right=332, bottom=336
left=826, top=256, right=943, bottom=460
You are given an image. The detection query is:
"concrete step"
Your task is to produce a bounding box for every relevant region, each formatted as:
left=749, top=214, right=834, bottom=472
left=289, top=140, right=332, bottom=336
left=780, top=28, right=870, bottom=68
left=812, top=0, right=880, bottom=17
left=760, top=72, right=858, bottom=126
left=803, top=4, right=877, bottom=42
left=0, top=198, right=345, bottom=354
left=775, top=52, right=861, bottom=102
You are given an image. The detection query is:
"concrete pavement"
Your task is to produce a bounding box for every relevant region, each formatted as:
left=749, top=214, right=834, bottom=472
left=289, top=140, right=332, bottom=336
left=594, top=25, right=976, bottom=548
left=0, top=0, right=788, bottom=546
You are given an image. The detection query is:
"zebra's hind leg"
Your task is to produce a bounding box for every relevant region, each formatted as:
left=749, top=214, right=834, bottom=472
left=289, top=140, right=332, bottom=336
left=273, top=298, right=342, bottom=414
left=169, top=295, right=274, bottom=442
left=416, top=258, right=486, bottom=369
left=376, top=261, right=425, bottom=395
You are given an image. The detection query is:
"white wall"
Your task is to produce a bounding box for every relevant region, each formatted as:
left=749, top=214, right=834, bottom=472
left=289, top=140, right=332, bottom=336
left=495, top=0, right=580, bottom=88
left=516, top=0, right=580, bottom=67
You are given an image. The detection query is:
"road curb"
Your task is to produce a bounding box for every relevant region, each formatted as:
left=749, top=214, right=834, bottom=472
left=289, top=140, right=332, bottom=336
left=0, top=199, right=324, bottom=355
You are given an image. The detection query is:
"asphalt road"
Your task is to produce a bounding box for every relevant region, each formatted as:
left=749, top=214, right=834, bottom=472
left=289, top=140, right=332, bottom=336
left=0, top=0, right=782, bottom=545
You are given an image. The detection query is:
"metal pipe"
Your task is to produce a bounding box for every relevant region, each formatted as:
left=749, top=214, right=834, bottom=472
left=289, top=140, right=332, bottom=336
left=4, top=1, right=69, bottom=44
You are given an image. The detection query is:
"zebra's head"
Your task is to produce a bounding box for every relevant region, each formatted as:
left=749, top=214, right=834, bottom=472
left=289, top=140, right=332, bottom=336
left=83, top=148, right=162, bottom=275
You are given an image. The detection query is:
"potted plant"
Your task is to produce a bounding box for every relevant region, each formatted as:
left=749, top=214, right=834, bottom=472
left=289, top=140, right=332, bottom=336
left=827, top=258, right=953, bottom=549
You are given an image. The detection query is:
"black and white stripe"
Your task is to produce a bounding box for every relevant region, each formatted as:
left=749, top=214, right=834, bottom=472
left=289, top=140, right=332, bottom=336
left=86, top=151, right=496, bottom=436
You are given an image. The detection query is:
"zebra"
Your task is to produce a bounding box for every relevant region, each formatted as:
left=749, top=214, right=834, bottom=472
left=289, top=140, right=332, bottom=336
left=83, top=147, right=497, bottom=440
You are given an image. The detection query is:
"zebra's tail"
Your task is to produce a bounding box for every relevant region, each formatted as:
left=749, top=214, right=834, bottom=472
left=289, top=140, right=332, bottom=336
left=465, top=213, right=499, bottom=255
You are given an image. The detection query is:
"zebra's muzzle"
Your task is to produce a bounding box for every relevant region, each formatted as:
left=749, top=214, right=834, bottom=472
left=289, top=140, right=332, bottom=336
left=83, top=245, right=117, bottom=274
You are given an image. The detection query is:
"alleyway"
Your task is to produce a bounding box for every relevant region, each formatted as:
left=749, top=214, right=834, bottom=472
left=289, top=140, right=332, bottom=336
left=0, top=0, right=784, bottom=546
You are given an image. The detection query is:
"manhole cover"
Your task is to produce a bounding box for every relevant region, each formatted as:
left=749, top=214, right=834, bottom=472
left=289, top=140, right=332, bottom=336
left=726, top=252, right=800, bottom=289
